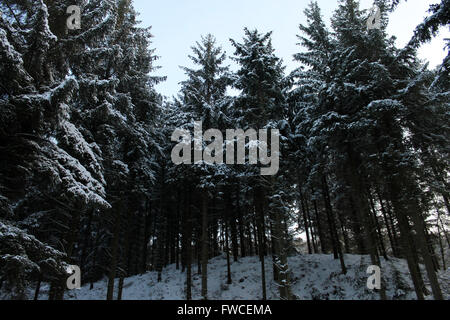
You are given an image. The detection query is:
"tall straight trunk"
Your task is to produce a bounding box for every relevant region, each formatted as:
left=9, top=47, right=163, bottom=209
left=136, top=211, right=148, bottom=274
left=305, top=196, right=319, bottom=253
left=175, top=224, right=180, bottom=270
left=157, top=168, right=167, bottom=280
left=34, top=273, right=42, bottom=301
left=185, top=190, right=193, bottom=300
left=437, top=208, right=450, bottom=249
left=442, top=194, right=450, bottom=216
left=117, top=259, right=126, bottom=301
left=321, top=182, right=338, bottom=259
left=312, top=197, right=327, bottom=253
left=52, top=205, right=81, bottom=300
left=212, top=219, right=219, bottom=257
left=429, top=157, right=450, bottom=216
left=345, top=147, right=386, bottom=299
left=201, top=193, right=209, bottom=300
left=336, top=210, right=351, bottom=254
left=386, top=200, right=403, bottom=257
left=437, top=221, right=446, bottom=270
left=272, top=180, right=292, bottom=300
left=156, top=223, right=165, bottom=282
left=254, top=186, right=267, bottom=301
left=225, top=220, right=232, bottom=284
left=262, top=194, right=270, bottom=256
left=65, top=207, right=81, bottom=264
left=117, top=211, right=131, bottom=301
left=322, top=176, right=347, bottom=274
left=246, top=221, right=254, bottom=256
left=164, top=214, right=171, bottom=268
left=80, top=208, right=94, bottom=269
left=269, top=216, right=279, bottom=281
left=212, top=195, right=220, bottom=258
left=393, top=202, right=426, bottom=300
left=220, top=220, right=225, bottom=251
left=230, top=217, right=239, bottom=261
left=349, top=197, right=366, bottom=254
left=422, top=217, right=440, bottom=271
left=181, top=192, right=187, bottom=273
left=226, top=189, right=239, bottom=262
left=323, top=176, right=347, bottom=274
left=379, top=121, right=435, bottom=299
left=169, top=209, right=176, bottom=265
left=49, top=278, right=65, bottom=301
left=90, top=232, right=100, bottom=290
left=106, top=204, right=122, bottom=301
left=235, top=186, right=247, bottom=258
left=252, top=216, right=259, bottom=256
left=150, top=210, right=157, bottom=272
left=197, top=230, right=201, bottom=275
left=126, top=229, right=137, bottom=276
left=48, top=282, right=55, bottom=300
left=368, top=190, right=388, bottom=260
left=410, top=207, right=444, bottom=300
left=377, top=189, right=399, bottom=257
left=176, top=190, right=181, bottom=270
left=298, top=182, right=312, bottom=254
left=273, top=211, right=292, bottom=300
left=387, top=165, right=440, bottom=299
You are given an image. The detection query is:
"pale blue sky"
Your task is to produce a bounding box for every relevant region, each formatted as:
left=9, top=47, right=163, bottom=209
left=133, top=0, right=449, bottom=97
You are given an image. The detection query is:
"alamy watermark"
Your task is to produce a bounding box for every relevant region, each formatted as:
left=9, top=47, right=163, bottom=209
left=66, top=5, right=81, bottom=30
left=367, top=5, right=382, bottom=31
left=367, top=265, right=382, bottom=290
left=64, top=4, right=380, bottom=32
left=66, top=265, right=81, bottom=290
left=171, top=121, right=280, bottom=176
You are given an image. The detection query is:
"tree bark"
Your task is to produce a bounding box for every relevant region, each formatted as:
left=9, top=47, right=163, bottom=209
left=201, top=193, right=209, bottom=300
left=225, top=220, right=232, bottom=285
left=185, top=190, right=193, bottom=300
left=298, top=182, right=312, bottom=254
left=322, top=176, right=347, bottom=275
left=254, top=186, right=267, bottom=300
left=106, top=204, right=122, bottom=301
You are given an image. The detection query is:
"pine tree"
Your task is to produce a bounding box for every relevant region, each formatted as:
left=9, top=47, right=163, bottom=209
left=231, top=28, right=293, bottom=300
left=177, top=34, right=231, bottom=300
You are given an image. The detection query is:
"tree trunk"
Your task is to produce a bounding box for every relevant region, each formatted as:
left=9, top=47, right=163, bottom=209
left=272, top=179, right=292, bottom=300
left=117, top=211, right=131, bottom=301
left=312, top=196, right=327, bottom=253
left=377, top=189, right=399, bottom=257
left=368, top=190, right=388, bottom=260
left=33, top=273, right=42, bottom=301
left=106, top=204, right=122, bottom=301
left=236, top=186, right=247, bottom=258
left=269, top=210, right=279, bottom=281
left=322, top=176, right=347, bottom=275
left=410, top=207, right=444, bottom=300
left=254, top=186, right=267, bottom=300
left=394, top=204, right=426, bottom=300
left=225, top=220, right=232, bottom=285
left=298, top=182, right=312, bottom=254
left=186, top=191, right=193, bottom=301
left=201, top=193, right=209, bottom=300
left=437, top=220, right=447, bottom=270
left=229, top=195, right=239, bottom=262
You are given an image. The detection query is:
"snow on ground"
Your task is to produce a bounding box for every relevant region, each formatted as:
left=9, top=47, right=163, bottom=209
left=33, top=254, right=449, bottom=300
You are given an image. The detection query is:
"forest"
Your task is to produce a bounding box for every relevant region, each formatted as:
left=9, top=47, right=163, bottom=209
left=0, top=0, right=449, bottom=301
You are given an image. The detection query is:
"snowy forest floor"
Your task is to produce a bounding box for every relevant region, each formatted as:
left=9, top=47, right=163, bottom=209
left=31, top=254, right=450, bottom=300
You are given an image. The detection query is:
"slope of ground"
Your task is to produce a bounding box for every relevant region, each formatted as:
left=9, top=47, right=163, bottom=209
left=27, top=254, right=450, bottom=300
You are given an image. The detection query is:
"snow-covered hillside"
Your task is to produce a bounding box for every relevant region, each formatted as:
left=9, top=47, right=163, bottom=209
left=33, top=254, right=450, bottom=300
